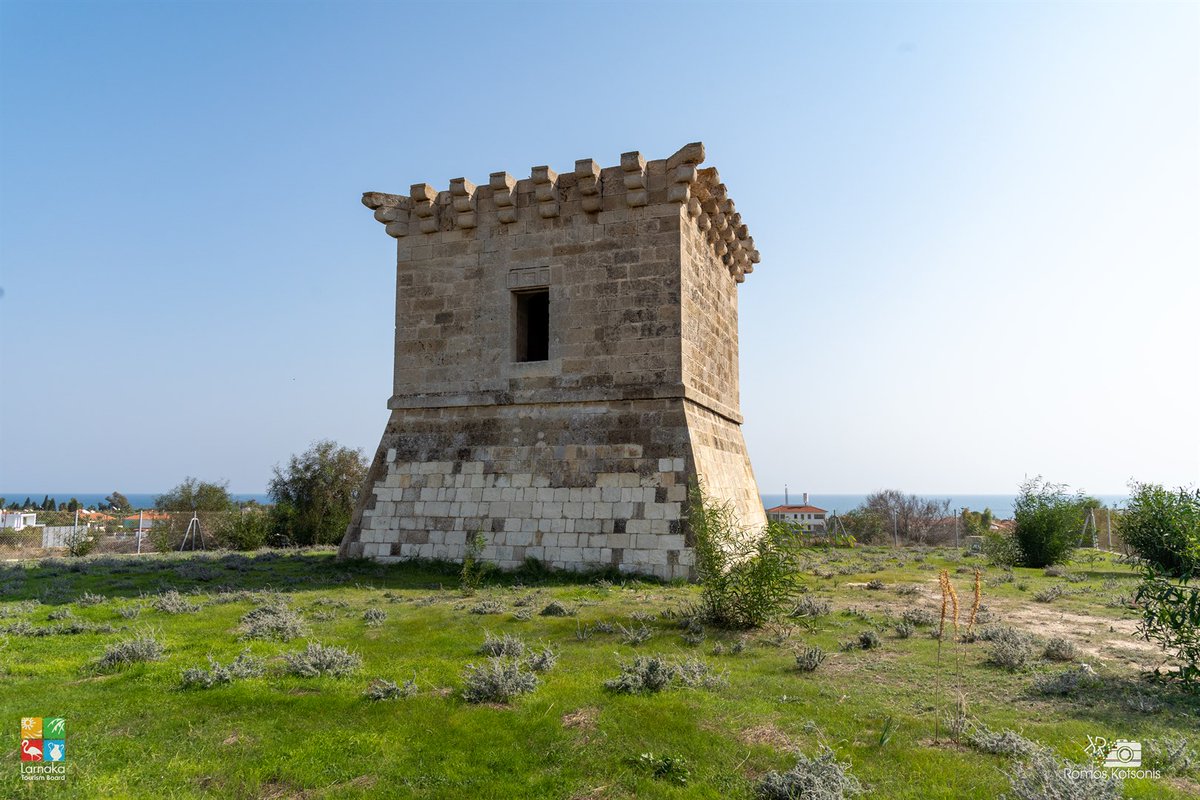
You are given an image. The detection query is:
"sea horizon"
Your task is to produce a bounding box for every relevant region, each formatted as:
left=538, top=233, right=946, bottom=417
left=4, top=490, right=1131, bottom=518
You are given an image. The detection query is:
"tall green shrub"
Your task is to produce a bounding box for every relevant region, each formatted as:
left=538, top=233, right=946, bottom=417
left=1136, top=566, right=1200, bottom=688
left=1012, top=478, right=1087, bottom=567
left=213, top=509, right=270, bottom=551
left=1120, top=484, right=1200, bottom=576
left=690, top=486, right=799, bottom=628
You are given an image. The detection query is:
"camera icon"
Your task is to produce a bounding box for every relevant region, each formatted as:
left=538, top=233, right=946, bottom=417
left=1103, top=739, right=1141, bottom=768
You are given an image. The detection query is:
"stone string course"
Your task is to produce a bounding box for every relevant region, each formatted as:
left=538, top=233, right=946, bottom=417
left=340, top=143, right=766, bottom=580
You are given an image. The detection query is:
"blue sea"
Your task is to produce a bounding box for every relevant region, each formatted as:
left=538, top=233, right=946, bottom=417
left=4, top=491, right=1129, bottom=517
left=759, top=494, right=1129, bottom=519
left=1, top=492, right=272, bottom=509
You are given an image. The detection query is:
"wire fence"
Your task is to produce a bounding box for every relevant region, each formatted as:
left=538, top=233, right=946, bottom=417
left=0, top=510, right=254, bottom=557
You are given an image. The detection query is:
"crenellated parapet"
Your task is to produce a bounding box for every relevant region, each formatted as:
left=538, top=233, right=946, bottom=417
left=361, top=142, right=760, bottom=282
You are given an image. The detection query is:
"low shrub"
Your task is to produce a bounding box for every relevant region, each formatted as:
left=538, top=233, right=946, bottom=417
left=239, top=603, right=308, bottom=641
left=539, top=600, right=575, bottom=617
left=901, top=608, right=936, bottom=627
left=967, top=724, right=1040, bottom=757
left=1002, top=748, right=1121, bottom=800
left=1043, top=637, right=1078, bottom=662
left=470, top=599, right=505, bottom=615
left=95, top=634, right=165, bottom=672
left=479, top=632, right=526, bottom=659
left=461, top=658, right=539, bottom=703
left=151, top=590, right=200, bottom=614
left=362, top=608, right=387, bottom=626
left=181, top=650, right=266, bottom=688
left=894, top=621, right=915, bottom=639
left=364, top=677, right=418, bottom=701
left=794, top=646, right=826, bottom=672
left=605, top=655, right=678, bottom=694
left=987, top=628, right=1037, bottom=671
left=284, top=642, right=362, bottom=678
left=858, top=630, right=881, bottom=650
left=1032, top=664, right=1099, bottom=696
left=603, top=655, right=727, bottom=694
left=76, top=591, right=107, bottom=606
left=1144, top=736, right=1196, bottom=775
left=674, top=658, right=728, bottom=690
left=116, top=605, right=142, bottom=620
left=1033, top=585, right=1064, bottom=603
left=756, top=746, right=863, bottom=799
left=526, top=646, right=558, bottom=673
left=618, top=623, right=653, bottom=646
left=865, top=579, right=885, bottom=591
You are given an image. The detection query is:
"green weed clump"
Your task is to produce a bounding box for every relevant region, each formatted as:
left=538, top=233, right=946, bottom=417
left=755, top=746, right=863, bottom=799
left=638, top=752, right=691, bottom=786
left=284, top=642, right=362, bottom=678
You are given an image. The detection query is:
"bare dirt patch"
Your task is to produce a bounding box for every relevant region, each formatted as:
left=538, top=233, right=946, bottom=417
left=738, top=724, right=797, bottom=752
left=997, top=601, right=1158, bottom=665
left=562, top=707, right=599, bottom=731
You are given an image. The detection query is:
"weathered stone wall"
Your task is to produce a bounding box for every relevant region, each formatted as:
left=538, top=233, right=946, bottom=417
left=340, top=143, right=764, bottom=578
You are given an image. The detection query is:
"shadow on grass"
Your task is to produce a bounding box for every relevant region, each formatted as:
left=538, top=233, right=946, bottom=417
left=0, top=549, right=663, bottom=605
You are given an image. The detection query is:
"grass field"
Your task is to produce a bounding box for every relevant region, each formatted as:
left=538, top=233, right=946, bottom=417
left=2, top=546, right=1196, bottom=798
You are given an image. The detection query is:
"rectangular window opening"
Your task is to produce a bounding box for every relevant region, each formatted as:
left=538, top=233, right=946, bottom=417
left=514, top=289, right=549, bottom=362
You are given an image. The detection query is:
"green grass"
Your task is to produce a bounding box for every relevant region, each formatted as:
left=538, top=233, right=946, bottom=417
left=0, top=547, right=1196, bottom=798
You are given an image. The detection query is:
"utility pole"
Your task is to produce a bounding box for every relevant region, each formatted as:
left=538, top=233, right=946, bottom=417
left=892, top=510, right=899, bottom=548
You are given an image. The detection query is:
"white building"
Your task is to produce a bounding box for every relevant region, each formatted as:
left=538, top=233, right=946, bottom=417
left=1, top=511, right=38, bottom=530
left=766, top=493, right=827, bottom=532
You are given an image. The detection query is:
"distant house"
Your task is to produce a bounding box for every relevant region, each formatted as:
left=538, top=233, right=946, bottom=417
left=766, top=494, right=827, bottom=533
left=1, top=511, right=38, bottom=530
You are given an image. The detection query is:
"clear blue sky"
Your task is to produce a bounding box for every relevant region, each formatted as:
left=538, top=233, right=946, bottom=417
left=1, top=1, right=1196, bottom=496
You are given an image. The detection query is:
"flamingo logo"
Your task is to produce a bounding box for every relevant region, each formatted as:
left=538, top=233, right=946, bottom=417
left=20, top=739, right=42, bottom=762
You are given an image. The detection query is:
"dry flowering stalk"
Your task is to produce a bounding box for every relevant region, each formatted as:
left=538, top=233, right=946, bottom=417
left=946, top=574, right=960, bottom=636
left=937, top=570, right=950, bottom=640
left=967, top=570, right=982, bottom=633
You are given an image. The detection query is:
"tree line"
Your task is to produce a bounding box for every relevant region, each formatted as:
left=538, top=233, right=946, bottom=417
left=151, top=440, right=367, bottom=549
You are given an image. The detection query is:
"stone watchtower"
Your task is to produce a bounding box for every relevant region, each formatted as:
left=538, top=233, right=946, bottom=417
left=338, top=142, right=765, bottom=579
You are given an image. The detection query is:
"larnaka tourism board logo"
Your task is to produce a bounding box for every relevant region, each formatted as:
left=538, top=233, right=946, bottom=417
left=20, top=717, right=67, bottom=782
